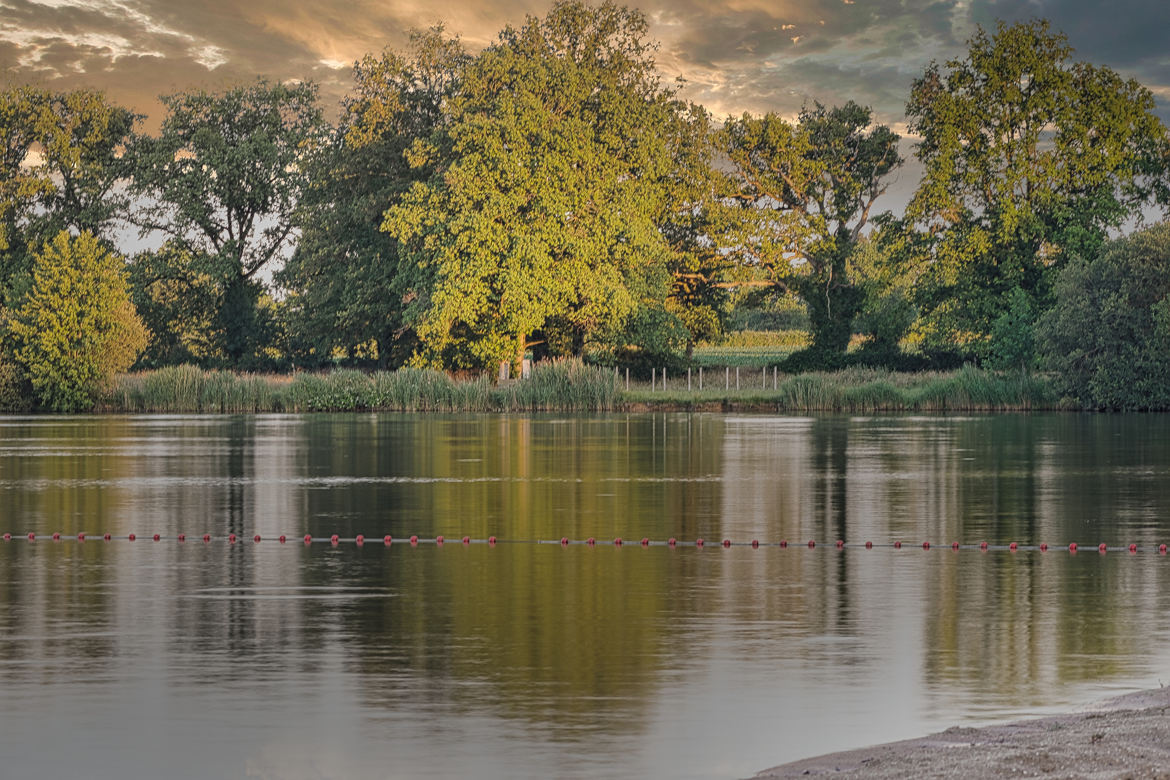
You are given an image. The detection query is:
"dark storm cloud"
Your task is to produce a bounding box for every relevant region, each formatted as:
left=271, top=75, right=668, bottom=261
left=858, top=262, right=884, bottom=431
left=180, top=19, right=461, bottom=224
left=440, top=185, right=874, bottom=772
left=969, top=0, right=1170, bottom=114
left=1, top=0, right=1167, bottom=128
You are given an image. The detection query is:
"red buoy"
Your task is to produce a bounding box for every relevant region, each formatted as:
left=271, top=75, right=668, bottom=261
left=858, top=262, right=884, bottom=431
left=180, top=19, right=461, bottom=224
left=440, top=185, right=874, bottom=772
left=330, top=534, right=339, bottom=544
left=1099, top=543, right=1107, bottom=553
left=1009, top=542, right=1018, bottom=551
left=436, top=535, right=444, bottom=545
left=384, top=535, right=393, bottom=545
left=586, top=537, right=595, bottom=546
left=355, top=534, right=364, bottom=544
left=752, top=540, right=760, bottom=548
left=104, top=533, right=111, bottom=541
left=560, top=537, right=569, bottom=546
left=1040, top=543, right=1048, bottom=552
left=2, top=533, right=10, bottom=541
left=779, top=540, right=788, bottom=548
left=461, top=536, right=470, bottom=545
left=723, top=539, right=732, bottom=548
left=52, top=532, right=60, bottom=541
left=229, top=533, right=237, bottom=544
left=641, top=538, right=649, bottom=546
left=153, top=534, right=161, bottom=542
left=1161, top=544, right=1168, bottom=555
left=1069, top=542, right=1078, bottom=552
left=127, top=533, right=134, bottom=541
left=865, top=541, right=873, bottom=549
left=78, top=532, right=86, bottom=541
left=979, top=541, right=988, bottom=550
left=488, top=536, right=496, bottom=546
left=836, top=540, right=844, bottom=549
left=952, top=542, right=960, bottom=551
left=696, top=538, right=704, bottom=547
left=177, top=534, right=184, bottom=542
left=409, top=535, right=418, bottom=545
left=279, top=535, right=286, bottom=544
left=922, top=541, right=930, bottom=549
left=668, top=538, right=677, bottom=547
left=613, top=537, right=622, bottom=546
left=201, top=534, right=210, bottom=543
left=893, top=541, right=901, bottom=549
left=807, top=540, right=815, bottom=548
left=1129, top=543, right=1138, bottom=553
left=254, top=534, right=262, bottom=543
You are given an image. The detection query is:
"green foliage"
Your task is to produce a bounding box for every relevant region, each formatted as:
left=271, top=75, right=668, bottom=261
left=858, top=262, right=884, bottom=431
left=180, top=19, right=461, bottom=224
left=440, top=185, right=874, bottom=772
left=1038, top=223, right=1170, bottom=409
left=383, top=1, right=709, bottom=371
left=727, top=291, right=810, bottom=332
left=0, top=86, right=137, bottom=299
left=0, top=356, right=32, bottom=412
left=721, top=101, right=901, bottom=355
left=906, top=20, right=1170, bottom=352
left=130, top=79, right=327, bottom=365
left=849, top=234, right=916, bottom=349
left=988, top=287, right=1036, bottom=372
left=9, top=232, right=148, bottom=411
left=281, top=28, right=469, bottom=367
left=128, top=242, right=219, bottom=368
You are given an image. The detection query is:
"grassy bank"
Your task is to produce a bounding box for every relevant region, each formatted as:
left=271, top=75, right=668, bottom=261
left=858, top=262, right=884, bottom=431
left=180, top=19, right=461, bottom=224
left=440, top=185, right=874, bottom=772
left=101, top=362, right=1057, bottom=414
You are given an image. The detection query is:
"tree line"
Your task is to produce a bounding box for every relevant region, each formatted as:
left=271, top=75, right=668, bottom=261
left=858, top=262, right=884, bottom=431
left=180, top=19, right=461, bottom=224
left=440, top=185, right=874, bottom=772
left=2, top=1, right=1170, bottom=411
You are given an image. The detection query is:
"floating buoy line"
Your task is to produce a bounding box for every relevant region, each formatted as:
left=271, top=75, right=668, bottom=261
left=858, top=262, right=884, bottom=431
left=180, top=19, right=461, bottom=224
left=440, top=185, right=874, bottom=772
left=2, top=533, right=1168, bottom=554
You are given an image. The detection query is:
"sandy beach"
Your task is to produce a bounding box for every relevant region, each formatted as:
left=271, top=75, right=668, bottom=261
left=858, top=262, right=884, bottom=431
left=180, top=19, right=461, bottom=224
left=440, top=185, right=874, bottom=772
left=755, top=687, right=1170, bottom=779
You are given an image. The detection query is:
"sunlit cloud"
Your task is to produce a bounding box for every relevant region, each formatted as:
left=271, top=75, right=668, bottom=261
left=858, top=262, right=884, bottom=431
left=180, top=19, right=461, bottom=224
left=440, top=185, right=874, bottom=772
left=0, top=0, right=1164, bottom=129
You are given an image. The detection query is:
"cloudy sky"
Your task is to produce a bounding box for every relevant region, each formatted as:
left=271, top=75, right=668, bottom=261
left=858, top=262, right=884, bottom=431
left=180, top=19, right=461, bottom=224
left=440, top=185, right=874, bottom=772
left=3, top=0, right=1169, bottom=132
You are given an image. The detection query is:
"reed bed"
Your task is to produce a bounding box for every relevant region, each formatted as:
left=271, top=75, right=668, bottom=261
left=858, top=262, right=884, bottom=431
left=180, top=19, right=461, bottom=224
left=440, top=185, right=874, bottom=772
left=624, top=366, right=1057, bottom=412
left=104, top=362, right=1053, bottom=414
left=103, top=359, right=620, bottom=413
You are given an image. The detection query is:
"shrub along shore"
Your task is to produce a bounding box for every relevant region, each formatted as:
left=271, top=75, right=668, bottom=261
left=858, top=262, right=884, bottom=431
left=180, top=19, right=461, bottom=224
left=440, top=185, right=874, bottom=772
left=97, top=361, right=1060, bottom=414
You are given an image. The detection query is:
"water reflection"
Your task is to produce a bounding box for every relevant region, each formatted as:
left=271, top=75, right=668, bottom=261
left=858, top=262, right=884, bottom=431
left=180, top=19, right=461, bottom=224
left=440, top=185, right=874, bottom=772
left=2, top=414, right=1170, bottom=778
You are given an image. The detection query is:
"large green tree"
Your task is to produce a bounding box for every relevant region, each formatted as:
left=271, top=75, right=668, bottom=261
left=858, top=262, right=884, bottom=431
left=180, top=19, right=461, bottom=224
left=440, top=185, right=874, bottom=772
left=1038, top=223, right=1170, bottom=409
left=0, top=86, right=137, bottom=301
left=721, top=101, right=901, bottom=359
left=383, top=1, right=713, bottom=371
left=129, top=79, right=326, bottom=366
left=9, top=231, right=148, bottom=411
left=127, top=241, right=220, bottom=368
left=280, top=28, right=469, bottom=368
left=905, top=20, right=1170, bottom=354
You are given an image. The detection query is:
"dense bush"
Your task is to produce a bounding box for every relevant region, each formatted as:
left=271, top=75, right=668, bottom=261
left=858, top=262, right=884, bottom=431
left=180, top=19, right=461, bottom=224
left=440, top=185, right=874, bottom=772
left=9, top=232, right=149, bottom=412
left=1038, top=223, right=1170, bottom=410
left=0, top=358, right=32, bottom=412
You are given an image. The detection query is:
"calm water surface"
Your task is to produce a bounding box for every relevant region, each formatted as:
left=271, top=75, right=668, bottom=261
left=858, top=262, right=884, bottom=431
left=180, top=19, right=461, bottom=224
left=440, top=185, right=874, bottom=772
left=2, top=413, right=1170, bottom=779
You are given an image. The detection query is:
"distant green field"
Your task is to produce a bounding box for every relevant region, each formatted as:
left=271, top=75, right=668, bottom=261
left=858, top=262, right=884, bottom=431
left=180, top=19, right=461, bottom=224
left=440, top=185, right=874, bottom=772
left=693, top=329, right=808, bottom=367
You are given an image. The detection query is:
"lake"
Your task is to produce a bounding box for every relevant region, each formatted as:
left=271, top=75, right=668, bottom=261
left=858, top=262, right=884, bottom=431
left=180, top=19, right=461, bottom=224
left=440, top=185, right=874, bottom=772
left=2, top=413, right=1170, bottom=779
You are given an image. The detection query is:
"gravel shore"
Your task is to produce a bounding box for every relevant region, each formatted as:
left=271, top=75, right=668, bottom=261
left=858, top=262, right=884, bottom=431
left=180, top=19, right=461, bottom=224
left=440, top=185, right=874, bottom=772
left=755, top=687, right=1170, bottom=779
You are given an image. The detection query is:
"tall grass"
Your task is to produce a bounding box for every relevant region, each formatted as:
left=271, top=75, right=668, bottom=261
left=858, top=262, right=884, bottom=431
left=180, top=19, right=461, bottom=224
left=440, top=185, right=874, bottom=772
left=106, top=365, right=284, bottom=413
left=625, top=365, right=1057, bottom=412
left=103, top=359, right=619, bottom=413
left=103, top=362, right=1053, bottom=414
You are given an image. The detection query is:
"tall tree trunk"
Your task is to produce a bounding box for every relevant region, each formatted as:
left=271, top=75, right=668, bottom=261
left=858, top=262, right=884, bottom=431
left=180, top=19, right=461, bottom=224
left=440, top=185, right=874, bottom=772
left=800, top=246, right=862, bottom=356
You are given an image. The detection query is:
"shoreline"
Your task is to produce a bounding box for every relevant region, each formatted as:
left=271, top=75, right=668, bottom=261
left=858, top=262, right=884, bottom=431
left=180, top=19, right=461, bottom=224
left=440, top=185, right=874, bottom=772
left=754, top=686, right=1170, bottom=779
